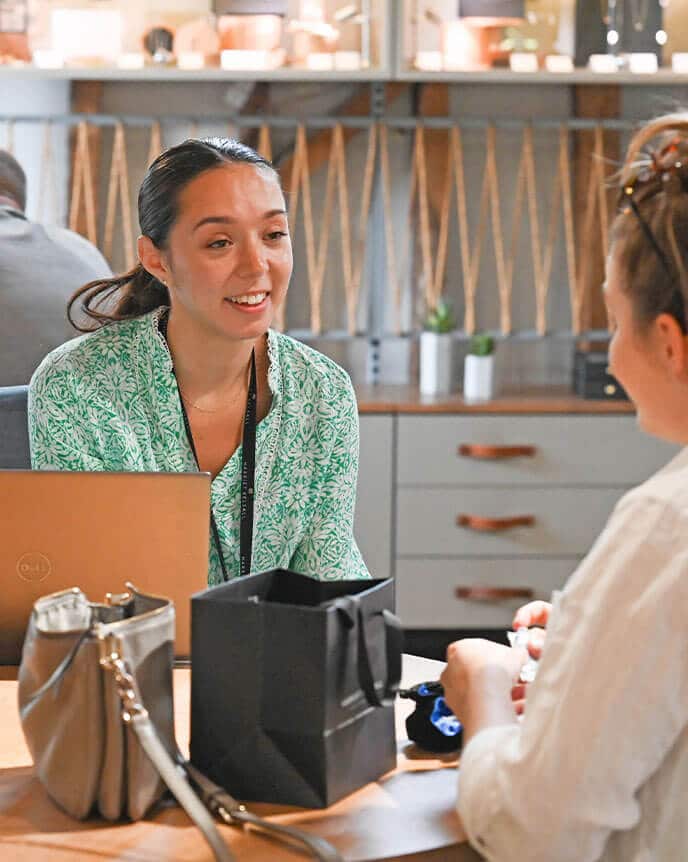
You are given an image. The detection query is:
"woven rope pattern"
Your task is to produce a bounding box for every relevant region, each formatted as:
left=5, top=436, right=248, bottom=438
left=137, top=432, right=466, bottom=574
left=38, top=120, right=618, bottom=336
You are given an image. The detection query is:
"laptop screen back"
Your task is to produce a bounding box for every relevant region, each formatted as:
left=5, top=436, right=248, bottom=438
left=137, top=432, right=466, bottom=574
left=0, top=471, right=211, bottom=664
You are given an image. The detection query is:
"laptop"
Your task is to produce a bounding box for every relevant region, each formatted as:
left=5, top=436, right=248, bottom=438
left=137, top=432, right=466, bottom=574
left=0, top=470, right=211, bottom=665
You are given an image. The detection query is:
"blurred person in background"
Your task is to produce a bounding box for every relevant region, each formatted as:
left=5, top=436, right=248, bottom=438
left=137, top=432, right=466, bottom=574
left=0, top=149, right=111, bottom=385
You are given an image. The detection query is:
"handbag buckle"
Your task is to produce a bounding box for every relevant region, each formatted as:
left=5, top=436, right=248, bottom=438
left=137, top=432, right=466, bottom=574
left=105, top=590, right=132, bottom=607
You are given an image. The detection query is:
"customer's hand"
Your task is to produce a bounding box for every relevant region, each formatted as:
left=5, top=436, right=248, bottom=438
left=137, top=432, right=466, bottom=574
left=509, top=600, right=551, bottom=714
left=440, top=639, right=526, bottom=729
left=512, top=600, right=551, bottom=659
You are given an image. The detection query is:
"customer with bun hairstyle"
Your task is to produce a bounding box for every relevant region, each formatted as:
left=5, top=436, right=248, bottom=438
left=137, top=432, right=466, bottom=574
left=441, top=113, right=688, bottom=861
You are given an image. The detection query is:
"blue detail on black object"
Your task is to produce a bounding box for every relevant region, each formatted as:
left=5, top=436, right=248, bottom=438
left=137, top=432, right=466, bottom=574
left=430, top=696, right=462, bottom=737
left=399, top=681, right=463, bottom=753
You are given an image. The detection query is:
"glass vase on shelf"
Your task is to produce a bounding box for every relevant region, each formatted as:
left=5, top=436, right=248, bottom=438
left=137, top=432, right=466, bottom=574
left=601, top=0, right=664, bottom=72
left=0, top=0, right=31, bottom=64
left=408, top=0, right=572, bottom=73
left=503, top=0, right=575, bottom=71
left=214, top=0, right=287, bottom=71
left=28, top=0, right=129, bottom=68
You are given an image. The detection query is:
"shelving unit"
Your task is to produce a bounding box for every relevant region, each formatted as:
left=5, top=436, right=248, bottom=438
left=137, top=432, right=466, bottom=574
left=4, top=65, right=688, bottom=85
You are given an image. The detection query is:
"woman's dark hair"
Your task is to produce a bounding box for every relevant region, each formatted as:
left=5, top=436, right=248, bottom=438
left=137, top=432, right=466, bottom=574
left=68, top=137, right=278, bottom=331
left=611, top=113, right=688, bottom=332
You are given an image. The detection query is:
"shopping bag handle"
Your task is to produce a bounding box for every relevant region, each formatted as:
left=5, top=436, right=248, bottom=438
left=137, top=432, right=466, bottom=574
left=336, top=600, right=403, bottom=708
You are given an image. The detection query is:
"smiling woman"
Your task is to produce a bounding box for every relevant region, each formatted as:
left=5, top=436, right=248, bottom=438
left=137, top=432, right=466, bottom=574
left=27, top=138, right=369, bottom=585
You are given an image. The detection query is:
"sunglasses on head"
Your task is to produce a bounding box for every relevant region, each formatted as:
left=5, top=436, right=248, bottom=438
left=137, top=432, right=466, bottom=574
left=618, top=140, right=688, bottom=333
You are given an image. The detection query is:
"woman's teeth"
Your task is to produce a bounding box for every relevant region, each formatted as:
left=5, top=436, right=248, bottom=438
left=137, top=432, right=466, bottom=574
left=229, top=293, right=267, bottom=305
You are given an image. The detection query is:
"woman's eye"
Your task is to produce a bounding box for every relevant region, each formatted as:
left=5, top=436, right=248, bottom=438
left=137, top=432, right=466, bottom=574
left=208, top=239, right=231, bottom=249
left=266, top=231, right=288, bottom=241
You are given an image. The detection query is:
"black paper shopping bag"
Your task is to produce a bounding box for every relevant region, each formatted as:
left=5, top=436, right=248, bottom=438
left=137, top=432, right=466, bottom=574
left=190, top=569, right=402, bottom=808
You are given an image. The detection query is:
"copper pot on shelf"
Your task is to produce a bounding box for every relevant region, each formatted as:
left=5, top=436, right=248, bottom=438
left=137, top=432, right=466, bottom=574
left=214, top=0, right=286, bottom=52
left=441, top=17, right=524, bottom=70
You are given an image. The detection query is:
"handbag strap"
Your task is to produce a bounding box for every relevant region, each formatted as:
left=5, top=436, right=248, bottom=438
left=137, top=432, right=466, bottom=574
left=101, top=642, right=343, bottom=862
left=100, top=645, right=236, bottom=862
left=182, top=760, right=344, bottom=862
left=130, top=712, right=237, bottom=862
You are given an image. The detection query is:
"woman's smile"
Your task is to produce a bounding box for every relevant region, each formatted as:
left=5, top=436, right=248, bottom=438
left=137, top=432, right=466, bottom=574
left=225, top=291, right=269, bottom=313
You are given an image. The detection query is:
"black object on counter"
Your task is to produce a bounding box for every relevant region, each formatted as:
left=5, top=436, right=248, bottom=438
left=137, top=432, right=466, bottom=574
left=399, top=681, right=463, bottom=754
left=573, top=347, right=628, bottom=401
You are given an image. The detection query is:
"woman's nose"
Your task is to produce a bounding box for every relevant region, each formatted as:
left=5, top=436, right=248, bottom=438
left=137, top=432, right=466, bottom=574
left=236, top=239, right=268, bottom=277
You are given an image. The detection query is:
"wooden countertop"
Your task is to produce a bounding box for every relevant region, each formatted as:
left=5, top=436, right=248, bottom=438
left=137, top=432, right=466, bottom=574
left=0, top=656, right=482, bottom=862
left=355, top=385, right=635, bottom=415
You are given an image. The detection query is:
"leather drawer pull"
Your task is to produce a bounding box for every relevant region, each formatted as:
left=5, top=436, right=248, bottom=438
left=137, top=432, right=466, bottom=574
left=457, top=514, right=536, bottom=532
left=458, top=444, right=537, bottom=459
left=455, top=586, right=535, bottom=602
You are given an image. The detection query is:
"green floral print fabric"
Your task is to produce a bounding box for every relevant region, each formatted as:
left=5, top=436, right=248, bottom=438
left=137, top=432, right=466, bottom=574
left=28, top=307, right=369, bottom=585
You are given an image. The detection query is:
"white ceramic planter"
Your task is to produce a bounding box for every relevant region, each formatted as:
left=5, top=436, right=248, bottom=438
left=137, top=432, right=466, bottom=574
left=463, top=354, right=495, bottom=403
left=419, top=332, right=453, bottom=396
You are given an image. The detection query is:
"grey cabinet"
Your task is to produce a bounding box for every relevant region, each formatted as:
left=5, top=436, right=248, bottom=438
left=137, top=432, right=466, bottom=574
left=354, top=415, right=394, bottom=580
left=394, top=414, right=678, bottom=630
left=355, top=411, right=679, bottom=631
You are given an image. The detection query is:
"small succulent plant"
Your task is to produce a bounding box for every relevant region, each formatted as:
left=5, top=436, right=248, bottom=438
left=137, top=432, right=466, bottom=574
left=468, top=333, right=495, bottom=356
left=424, top=298, right=456, bottom=334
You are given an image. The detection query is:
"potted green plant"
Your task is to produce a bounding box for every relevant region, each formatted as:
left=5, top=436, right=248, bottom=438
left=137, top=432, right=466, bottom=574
left=420, top=298, right=456, bottom=396
left=463, top=333, right=495, bottom=403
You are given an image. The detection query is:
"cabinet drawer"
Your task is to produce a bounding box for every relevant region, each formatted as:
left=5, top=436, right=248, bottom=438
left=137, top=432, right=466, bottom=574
left=355, top=416, right=394, bottom=579
left=397, top=415, right=676, bottom=487
left=397, top=487, right=621, bottom=557
left=396, top=559, right=575, bottom=629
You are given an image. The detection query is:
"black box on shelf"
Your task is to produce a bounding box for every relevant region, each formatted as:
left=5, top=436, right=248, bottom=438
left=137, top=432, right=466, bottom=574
left=573, top=348, right=628, bottom=401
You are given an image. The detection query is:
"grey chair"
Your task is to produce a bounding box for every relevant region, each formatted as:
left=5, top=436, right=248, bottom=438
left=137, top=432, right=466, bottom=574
left=0, top=385, right=31, bottom=468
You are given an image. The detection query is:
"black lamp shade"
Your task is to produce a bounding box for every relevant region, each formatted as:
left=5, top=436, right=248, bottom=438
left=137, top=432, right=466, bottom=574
left=459, top=0, right=525, bottom=18
left=213, top=0, right=288, bottom=14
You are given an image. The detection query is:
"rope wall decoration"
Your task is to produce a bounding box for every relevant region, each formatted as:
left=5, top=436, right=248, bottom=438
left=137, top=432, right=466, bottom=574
left=578, top=125, right=612, bottom=331
left=37, top=122, right=58, bottom=226
left=257, top=124, right=272, bottom=161
left=69, top=121, right=97, bottom=247
left=558, top=126, right=579, bottom=334
left=4, top=120, right=14, bottom=155
left=283, top=122, right=377, bottom=335
left=286, top=124, right=334, bottom=334
left=147, top=121, right=163, bottom=166
left=380, top=124, right=418, bottom=333
left=450, top=126, right=480, bottom=335
left=334, top=122, right=377, bottom=335
left=379, top=124, right=402, bottom=335
left=103, top=122, right=135, bottom=270
left=12, top=116, right=625, bottom=339
left=378, top=122, right=594, bottom=337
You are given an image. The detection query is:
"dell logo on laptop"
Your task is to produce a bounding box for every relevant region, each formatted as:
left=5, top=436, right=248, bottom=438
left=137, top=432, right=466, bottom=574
left=16, top=553, right=52, bottom=583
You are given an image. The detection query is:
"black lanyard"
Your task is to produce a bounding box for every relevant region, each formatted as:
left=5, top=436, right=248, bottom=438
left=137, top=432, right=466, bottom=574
left=159, top=314, right=256, bottom=581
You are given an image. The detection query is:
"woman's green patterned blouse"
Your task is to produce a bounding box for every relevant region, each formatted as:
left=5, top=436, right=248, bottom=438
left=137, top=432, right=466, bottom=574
left=28, top=307, right=369, bottom=585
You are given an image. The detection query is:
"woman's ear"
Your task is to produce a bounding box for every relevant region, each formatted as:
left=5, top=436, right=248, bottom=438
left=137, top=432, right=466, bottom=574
left=654, top=313, right=688, bottom=377
left=137, top=235, right=169, bottom=284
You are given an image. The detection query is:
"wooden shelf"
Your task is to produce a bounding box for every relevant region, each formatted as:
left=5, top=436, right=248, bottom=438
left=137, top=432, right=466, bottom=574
left=2, top=65, right=688, bottom=85
left=395, top=68, right=688, bottom=85
left=0, top=65, right=390, bottom=83
left=355, top=384, right=635, bottom=415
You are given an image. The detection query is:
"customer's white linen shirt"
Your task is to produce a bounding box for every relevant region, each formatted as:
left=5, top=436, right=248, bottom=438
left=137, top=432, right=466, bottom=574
left=457, top=446, right=688, bottom=862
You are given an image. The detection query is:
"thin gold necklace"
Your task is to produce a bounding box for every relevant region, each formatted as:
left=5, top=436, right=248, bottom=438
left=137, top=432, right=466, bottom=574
left=178, top=391, right=229, bottom=414
left=178, top=354, right=255, bottom=414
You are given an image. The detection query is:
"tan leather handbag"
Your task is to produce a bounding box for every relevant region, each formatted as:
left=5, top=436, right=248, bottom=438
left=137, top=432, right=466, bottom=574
left=18, top=584, right=341, bottom=862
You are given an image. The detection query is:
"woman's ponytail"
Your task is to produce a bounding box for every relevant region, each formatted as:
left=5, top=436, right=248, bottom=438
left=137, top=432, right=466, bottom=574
left=67, top=264, right=169, bottom=332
